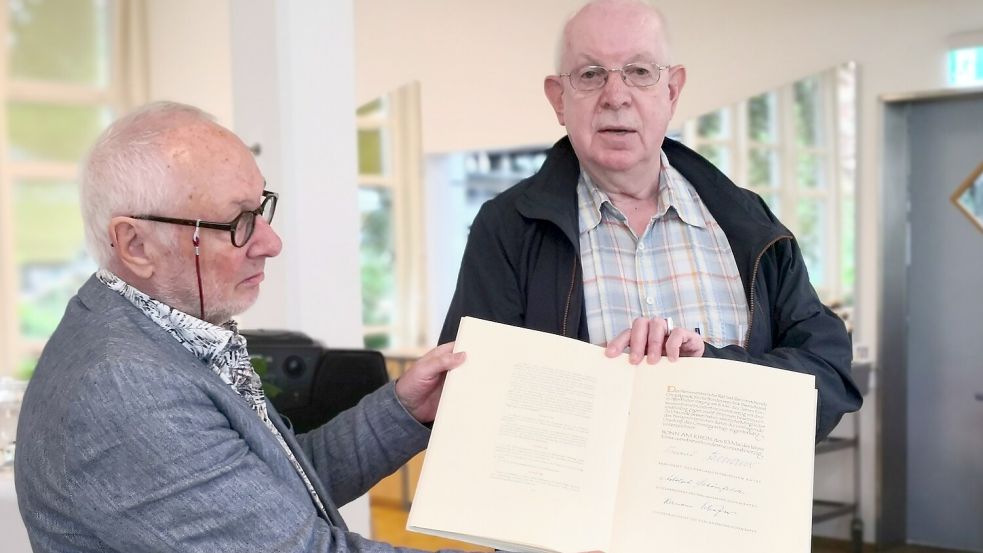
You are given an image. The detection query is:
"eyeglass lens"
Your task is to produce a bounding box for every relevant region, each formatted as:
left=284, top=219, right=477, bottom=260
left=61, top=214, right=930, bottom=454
left=232, top=195, right=276, bottom=247
left=572, top=63, right=661, bottom=90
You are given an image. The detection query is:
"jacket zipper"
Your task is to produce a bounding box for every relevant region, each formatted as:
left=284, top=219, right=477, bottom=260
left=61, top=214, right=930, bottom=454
left=743, top=235, right=792, bottom=349
left=562, top=257, right=578, bottom=337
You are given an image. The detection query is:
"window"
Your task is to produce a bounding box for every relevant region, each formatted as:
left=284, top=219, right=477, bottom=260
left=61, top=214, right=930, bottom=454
left=458, top=148, right=549, bottom=233
left=356, top=83, right=424, bottom=350
left=0, top=0, right=131, bottom=379
left=422, top=146, right=550, bottom=345
left=681, top=64, right=857, bottom=313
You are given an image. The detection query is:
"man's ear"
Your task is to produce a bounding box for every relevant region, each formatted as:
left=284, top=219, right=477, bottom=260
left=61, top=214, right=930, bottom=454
left=666, top=64, right=687, bottom=118
left=108, top=217, right=157, bottom=280
left=544, top=76, right=566, bottom=126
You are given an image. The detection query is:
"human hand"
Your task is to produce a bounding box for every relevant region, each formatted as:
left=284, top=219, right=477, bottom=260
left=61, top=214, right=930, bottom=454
left=604, top=316, right=705, bottom=364
left=663, top=325, right=705, bottom=361
left=394, top=342, right=466, bottom=423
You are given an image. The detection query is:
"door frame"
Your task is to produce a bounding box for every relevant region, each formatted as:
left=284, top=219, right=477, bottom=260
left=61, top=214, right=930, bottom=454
left=876, top=86, right=983, bottom=546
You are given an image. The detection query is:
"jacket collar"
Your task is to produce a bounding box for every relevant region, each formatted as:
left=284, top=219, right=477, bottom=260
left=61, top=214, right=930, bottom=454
left=514, top=135, right=791, bottom=265
left=660, top=137, right=792, bottom=258
left=77, top=275, right=209, bottom=367
left=77, top=276, right=346, bottom=528
left=514, top=137, right=582, bottom=246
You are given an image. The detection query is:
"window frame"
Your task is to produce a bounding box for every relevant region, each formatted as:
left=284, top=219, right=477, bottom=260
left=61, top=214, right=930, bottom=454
left=356, top=82, right=425, bottom=350
left=0, top=0, right=132, bottom=378
left=681, top=65, right=855, bottom=306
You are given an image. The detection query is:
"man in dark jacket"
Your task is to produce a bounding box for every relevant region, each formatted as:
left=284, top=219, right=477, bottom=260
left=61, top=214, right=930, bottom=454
left=440, top=0, right=861, bottom=441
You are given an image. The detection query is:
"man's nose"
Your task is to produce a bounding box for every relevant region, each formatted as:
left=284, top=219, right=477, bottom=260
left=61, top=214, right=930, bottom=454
left=248, top=217, right=283, bottom=258
left=599, top=71, right=632, bottom=109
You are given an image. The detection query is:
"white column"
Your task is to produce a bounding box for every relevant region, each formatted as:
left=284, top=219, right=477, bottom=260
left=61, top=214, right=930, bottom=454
left=229, top=1, right=362, bottom=350
left=228, top=0, right=370, bottom=535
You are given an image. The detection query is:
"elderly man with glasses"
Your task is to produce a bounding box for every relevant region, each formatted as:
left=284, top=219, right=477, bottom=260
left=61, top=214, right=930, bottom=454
left=15, top=101, right=475, bottom=553
left=440, top=0, right=862, bottom=442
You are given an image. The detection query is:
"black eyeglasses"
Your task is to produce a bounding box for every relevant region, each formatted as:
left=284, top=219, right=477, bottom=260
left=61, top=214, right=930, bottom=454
left=132, top=190, right=278, bottom=247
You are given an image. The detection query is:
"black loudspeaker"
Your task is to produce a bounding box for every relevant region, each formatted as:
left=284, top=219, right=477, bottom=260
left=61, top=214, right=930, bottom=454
left=241, top=329, right=390, bottom=434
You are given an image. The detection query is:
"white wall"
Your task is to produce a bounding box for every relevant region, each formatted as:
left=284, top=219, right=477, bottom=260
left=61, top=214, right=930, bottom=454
left=356, top=1, right=568, bottom=154
left=144, top=0, right=234, bottom=126
left=145, top=0, right=365, bottom=346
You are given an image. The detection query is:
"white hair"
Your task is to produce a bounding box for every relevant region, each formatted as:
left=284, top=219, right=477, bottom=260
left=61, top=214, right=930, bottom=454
left=80, top=101, right=218, bottom=267
left=553, top=0, right=671, bottom=73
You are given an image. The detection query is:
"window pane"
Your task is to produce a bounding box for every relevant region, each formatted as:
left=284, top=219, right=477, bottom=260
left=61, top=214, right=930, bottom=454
left=747, top=92, right=777, bottom=143
left=15, top=180, right=94, bottom=339
left=748, top=147, right=779, bottom=187
left=357, top=128, right=387, bottom=175
left=797, top=152, right=827, bottom=189
left=0, top=382, right=21, bottom=459
left=9, top=0, right=111, bottom=86
left=17, top=355, right=39, bottom=381
left=696, top=109, right=728, bottom=140
left=840, top=196, right=855, bottom=303
left=794, top=77, right=825, bottom=147
left=696, top=144, right=730, bottom=176
left=761, top=193, right=781, bottom=218
left=796, top=199, right=826, bottom=288
left=363, top=333, right=391, bottom=350
left=8, top=102, right=111, bottom=163
left=359, top=187, right=395, bottom=327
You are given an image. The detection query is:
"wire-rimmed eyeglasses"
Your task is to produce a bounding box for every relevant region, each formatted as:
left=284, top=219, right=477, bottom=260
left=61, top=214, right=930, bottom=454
left=132, top=190, right=278, bottom=247
left=558, top=62, right=671, bottom=91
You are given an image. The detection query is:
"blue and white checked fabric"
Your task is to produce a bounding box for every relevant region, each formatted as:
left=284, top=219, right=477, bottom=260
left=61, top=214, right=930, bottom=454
left=578, top=151, right=749, bottom=348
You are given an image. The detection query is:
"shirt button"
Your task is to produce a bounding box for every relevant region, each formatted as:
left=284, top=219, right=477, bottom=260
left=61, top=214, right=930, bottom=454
left=645, top=296, right=655, bottom=305
left=638, top=242, right=645, bottom=251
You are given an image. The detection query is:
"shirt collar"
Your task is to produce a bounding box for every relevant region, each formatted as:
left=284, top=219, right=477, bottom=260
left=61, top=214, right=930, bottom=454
left=96, top=269, right=239, bottom=367
left=577, top=170, right=612, bottom=234
left=576, top=151, right=708, bottom=233
left=659, top=150, right=707, bottom=229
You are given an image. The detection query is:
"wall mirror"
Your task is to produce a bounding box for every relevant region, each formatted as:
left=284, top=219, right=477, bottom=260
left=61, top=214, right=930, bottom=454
left=952, top=161, right=983, bottom=234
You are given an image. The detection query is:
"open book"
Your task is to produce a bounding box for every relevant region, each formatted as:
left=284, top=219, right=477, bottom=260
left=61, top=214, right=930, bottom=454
left=407, top=317, right=817, bottom=553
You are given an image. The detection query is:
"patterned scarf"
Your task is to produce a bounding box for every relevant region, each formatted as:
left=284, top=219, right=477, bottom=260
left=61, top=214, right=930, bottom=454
left=96, top=269, right=329, bottom=520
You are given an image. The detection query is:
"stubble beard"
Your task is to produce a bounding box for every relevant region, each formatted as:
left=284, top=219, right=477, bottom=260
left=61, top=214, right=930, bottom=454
left=154, top=264, right=255, bottom=325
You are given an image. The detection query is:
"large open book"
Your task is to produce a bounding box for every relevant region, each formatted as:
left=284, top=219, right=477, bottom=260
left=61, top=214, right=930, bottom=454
left=407, top=317, right=817, bottom=553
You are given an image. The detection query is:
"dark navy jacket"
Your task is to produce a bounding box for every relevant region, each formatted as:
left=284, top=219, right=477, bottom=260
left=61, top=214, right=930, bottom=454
left=440, top=136, right=862, bottom=442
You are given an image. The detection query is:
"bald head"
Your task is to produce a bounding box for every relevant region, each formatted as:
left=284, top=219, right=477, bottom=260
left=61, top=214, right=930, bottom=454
left=543, top=0, right=686, bottom=183
left=80, top=101, right=223, bottom=267
left=81, top=101, right=277, bottom=322
left=555, top=0, right=671, bottom=73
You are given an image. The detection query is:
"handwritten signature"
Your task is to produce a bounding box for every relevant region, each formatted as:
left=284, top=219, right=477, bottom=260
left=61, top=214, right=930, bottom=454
left=706, top=450, right=757, bottom=468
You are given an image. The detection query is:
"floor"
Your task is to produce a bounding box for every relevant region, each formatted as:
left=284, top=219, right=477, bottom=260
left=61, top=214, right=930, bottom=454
left=812, top=541, right=970, bottom=553
left=370, top=500, right=491, bottom=552
left=370, top=501, right=970, bottom=553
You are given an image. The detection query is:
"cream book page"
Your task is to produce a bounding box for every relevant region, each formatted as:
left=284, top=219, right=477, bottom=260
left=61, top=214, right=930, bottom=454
left=610, top=358, right=817, bottom=553
left=408, top=317, right=635, bottom=553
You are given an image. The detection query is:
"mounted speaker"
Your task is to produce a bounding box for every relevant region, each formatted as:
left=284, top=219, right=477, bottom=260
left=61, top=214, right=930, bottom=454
left=241, top=329, right=390, bottom=434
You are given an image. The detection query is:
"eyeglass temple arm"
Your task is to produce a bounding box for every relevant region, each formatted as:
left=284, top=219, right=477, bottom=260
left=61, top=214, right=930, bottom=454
left=132, top=215, right=232, bottom=231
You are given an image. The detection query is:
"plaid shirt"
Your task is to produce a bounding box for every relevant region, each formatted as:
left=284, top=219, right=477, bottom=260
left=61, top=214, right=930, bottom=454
left=578, top=151, right=749, bottom=348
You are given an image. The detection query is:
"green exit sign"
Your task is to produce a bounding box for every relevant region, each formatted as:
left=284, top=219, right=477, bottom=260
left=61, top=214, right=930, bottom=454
left=948, top=47, right=983, bottom=87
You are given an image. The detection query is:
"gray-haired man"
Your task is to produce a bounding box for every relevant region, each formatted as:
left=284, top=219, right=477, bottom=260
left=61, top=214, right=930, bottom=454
left=15, top=101, right=468, bottom=552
